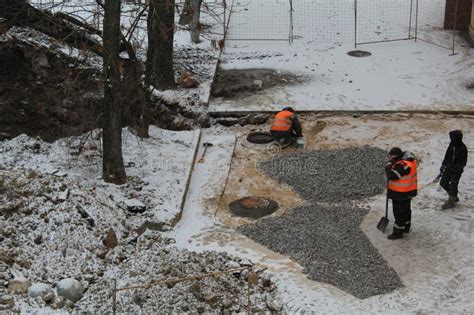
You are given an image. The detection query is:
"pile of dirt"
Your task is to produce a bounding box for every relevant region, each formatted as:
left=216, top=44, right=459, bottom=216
left=0, top=28, right=103, bottom=142
left=211, top=68, right=305, bottom=98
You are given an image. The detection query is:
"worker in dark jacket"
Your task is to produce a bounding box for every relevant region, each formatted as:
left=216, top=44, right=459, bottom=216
left=385, top=147, right=418, bottom=240
left=439, top=130, right=468, bottom=209
left=270, top=107, right=303, bottom=144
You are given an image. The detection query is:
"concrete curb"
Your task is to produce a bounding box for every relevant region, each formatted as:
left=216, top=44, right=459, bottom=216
left=208, top=110, right=474, bottom=117
left=171, top=129, right=202, bottom=227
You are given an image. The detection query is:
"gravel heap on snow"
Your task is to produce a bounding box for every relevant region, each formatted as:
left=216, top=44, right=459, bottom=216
left=0, top=169, right=281, bottom=312
left=240, top=146, right=403, bottom=299
left=258, top=146, right=387, bottom=202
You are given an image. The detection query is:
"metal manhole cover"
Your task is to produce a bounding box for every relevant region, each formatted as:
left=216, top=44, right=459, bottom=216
left=347, top=50, right=372, bottom=58
left=229, top=197, right=278, bottom=219
left=247, top=132, right=274, bottom=144
left=240, top=197, right=270, bottom=209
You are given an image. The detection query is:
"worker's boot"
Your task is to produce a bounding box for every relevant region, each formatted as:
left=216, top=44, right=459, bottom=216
left=404, top=222, right=411, bottom=233
left=387, top=227, right=404, bottom=240
left=441, top=196, right=456, bottom=210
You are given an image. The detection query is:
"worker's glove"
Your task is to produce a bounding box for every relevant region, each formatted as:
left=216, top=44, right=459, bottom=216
left=439, top=165, right=446, bottom=174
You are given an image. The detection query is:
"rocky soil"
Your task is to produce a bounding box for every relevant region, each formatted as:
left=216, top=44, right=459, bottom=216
left=0, top=169, right=282, bottom=312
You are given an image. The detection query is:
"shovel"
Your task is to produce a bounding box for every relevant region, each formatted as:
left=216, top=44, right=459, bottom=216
left=197, top=142, right=213, bottom=163
left=377, top=181, right=390, bottom=232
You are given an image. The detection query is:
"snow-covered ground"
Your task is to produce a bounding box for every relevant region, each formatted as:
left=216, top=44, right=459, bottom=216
left=169, top=114, right=473, bottom=313
left=0, top=127, right=200, bottom=226
left=211, top=0, right=474, bottom=112
left=211, top=39, right=474, bottom=112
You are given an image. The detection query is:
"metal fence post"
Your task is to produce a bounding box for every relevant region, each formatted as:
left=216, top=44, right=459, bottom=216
left=451, top=0, right=459, bottom=55
left=288, top=0, right=294, bottom=44
left=414, top=0, right=419, bottom=42
left=408, top=0, right=413, bottom=39
left=354, top=0, right=357, bottom=48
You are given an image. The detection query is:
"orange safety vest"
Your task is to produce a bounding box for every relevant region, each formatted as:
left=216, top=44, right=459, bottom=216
left=388, top=160, right=418, bottom=193
left=271, top=110, right=294, bottom=132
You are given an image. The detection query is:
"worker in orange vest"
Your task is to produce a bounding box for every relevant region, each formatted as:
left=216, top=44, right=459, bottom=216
left=385, top=147, right=418, bottom=240
left=270, top=107, right=303, bottom=145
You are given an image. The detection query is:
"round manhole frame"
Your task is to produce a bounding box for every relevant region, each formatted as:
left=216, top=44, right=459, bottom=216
left=347, top=50, right=372, bottom=58
left=229, top=197, right=279, bottom=219
left=247, top=132, right=274, bottom=144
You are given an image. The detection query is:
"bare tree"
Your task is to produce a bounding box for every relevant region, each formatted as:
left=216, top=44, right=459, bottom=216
left=102, top=0, right=126, bottom=184
left=146, top=0, right=176, bottom=90
left=190, top=0, right=202, bottom=43
left=178, top=0, right=191, bottom=26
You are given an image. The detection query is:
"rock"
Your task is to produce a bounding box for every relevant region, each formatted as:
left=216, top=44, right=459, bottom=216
left=253, top=80, right=263, bottom=89
left=42, top=291, right=55, bottom=303
left=8, top=270, right=30, bottom=294
left=0, top=295, right=13, bottom=307
left=57, top=188, right=69, bottom=202
left=123, top=199, right=146, bottom=214
left=28, top=283, right=51, bottom=299
left=52, top=296, right=65, bottom=309
left=97, top=250, right=108, bottom=260
left=82, top=274, right=95, bottom=283
left=34, top=235, right=43, bottom=245
left=180, top=72, right=200, bottom=88
left=56, top=278, right=84, bottom=302
left=0, top=250, right=14, bottom=266
left=266, top=299, right=282, bottom=311
left=104, top=228, right=118, bottom=249
left=225, top=261, right=240, bottom=269
left=238, top=258, right=252, bottom=267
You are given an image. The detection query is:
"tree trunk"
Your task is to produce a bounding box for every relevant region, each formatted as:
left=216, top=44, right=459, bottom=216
left=149, top=0, right=176, bottom=90
left=190, top=0, right=202, bottom=43
left=144, top=1, right=155, bottom=88
left=178, top=0, right=191, bottom=26
left=102, top=0, right=126, bottom=184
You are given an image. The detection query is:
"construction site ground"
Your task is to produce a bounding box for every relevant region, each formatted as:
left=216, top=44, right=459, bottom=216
left=171, top=113, right=474, bottom=312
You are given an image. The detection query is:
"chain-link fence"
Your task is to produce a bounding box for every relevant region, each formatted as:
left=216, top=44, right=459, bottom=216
left=224, top=0, right=467, bottom=53
left=355, top=0, right=415, bottom=45
left=225, top=0, right=290, bottom=41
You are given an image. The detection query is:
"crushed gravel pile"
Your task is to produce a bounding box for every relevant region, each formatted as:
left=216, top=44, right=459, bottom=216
left=239, top=203, right=402, bottom=299
left=258, top=146, right=387, bottom=202
left=240, top=146, right=403, bottom=299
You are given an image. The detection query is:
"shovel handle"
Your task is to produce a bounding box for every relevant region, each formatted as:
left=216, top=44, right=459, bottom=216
left=385, top=180, right=389, bottom=218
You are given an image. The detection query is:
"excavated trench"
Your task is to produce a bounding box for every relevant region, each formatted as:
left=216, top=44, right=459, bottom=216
left=211, top=68, right=305, bottom=99
left=209, top=68, right=305, bottom=127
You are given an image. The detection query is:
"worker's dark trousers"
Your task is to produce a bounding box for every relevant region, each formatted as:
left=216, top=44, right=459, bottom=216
left=271, top=130, right=297, bottom=144
left=392, top=199, right=411, bottom=229
left=440, top=170, right=462, bottom=197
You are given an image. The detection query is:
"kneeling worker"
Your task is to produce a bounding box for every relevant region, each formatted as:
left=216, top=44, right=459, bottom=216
left=270, top=107, right=303, bottom=145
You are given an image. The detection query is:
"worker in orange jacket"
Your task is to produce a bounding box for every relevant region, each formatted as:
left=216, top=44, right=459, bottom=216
left=385, top=147, right=418, bottom=240
left=270, top=107, right=303, bottom=144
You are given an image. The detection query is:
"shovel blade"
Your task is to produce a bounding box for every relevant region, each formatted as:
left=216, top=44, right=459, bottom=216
left=377, top=216, right=389, bottom=232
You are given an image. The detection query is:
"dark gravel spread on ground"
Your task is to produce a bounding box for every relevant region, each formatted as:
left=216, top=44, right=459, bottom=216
left=239, top=146, right=403, bottom=299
